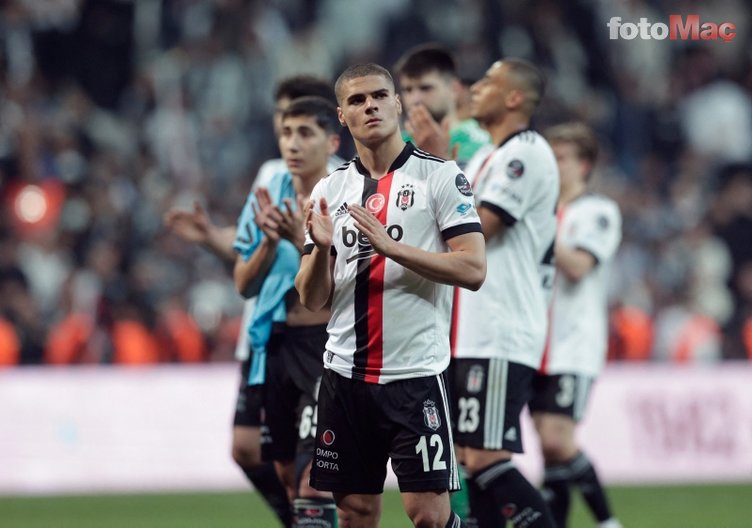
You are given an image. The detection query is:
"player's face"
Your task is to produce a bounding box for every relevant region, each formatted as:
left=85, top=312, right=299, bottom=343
left=470, top=61, right=513, bottom=125
left=552, top=141, right=588, bottom=190
left=399, top=71, right=454, bottom=123
left=337, top=74, right=402, bottom=146
left=279, top=115, right=337, bottom=180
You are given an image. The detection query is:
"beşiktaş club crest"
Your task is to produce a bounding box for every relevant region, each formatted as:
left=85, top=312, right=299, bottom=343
left=396, top=184, right=415, bottom=210
left=467, top=365, right=484, bottom=393
left=423, top=399, right=441, bottom=431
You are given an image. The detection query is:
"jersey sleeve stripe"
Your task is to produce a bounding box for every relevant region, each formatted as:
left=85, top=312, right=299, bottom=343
left=479, top=201, right=517, bottom=226
left=302, top=244, right=337, bottom=256
left=412, top=149, right=446, bottom=163
left=441, top=222, right=482, bottom=241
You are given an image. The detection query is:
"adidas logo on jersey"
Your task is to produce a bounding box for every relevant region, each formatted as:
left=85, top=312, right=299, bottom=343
left=504, top=427, right=518, bottom=442
left=333, top=202, right=349, bottom=218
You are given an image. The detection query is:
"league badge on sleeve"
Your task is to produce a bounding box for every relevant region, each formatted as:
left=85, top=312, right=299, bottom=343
left=423, top=400, right=441, bottom=431
left=455, top=174, right=473, bottom=196
left=597, top=214, right=610, bottom=230
left=506, top=159, right=525, bottom=179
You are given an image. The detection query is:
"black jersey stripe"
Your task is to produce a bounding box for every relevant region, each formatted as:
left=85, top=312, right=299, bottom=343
left=352, top=176, right=379, bottom=381
left=302, top=243, right=337, bottom=256
left=330, top=159, right=355, bottom=176
left=412, top=148, right=446, bottom=163
left=497, top=128, right=535, bottom=149
left=441, top=222, right=483, bottom=241
left=480, top=200, right=518, bottom=226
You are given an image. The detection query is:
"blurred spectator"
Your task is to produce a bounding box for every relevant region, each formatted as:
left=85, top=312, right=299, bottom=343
left=0, top=318, right=21, bottom=366
left=608, top=303, right=654, bottom=362
left=652, top=305, right=722, bottom=363
left=0, top=0, right=750, bottom=365
left=45, top=313, right=92, bottom=365
left=110, top=302, right=161, bottom=365
left=155, top=296, right=208, bottom=363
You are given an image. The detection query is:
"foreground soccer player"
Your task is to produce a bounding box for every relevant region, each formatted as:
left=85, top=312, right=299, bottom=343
left=451, top=58, right=558, bottom=527
left=530, top=122, right=623, bottom=528
left=296, top=63, right=486, bottom=528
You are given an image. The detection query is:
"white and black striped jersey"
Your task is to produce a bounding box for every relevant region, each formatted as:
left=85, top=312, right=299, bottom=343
left=303, top=142, right=482, bottom=384
left=452, top=130, right=559, bottom=369
left=541, top=193, right=622, bottom=376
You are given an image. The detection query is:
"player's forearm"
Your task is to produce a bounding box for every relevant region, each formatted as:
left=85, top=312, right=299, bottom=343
left=555, top=244, right=595, bottom=282
left=295, top=249, right=332, bottom=311
left=387, top=239, right=486, bottom=291
left=234, top=238, right=277, bottom=297
left=204, top=225, right=238, bottom=263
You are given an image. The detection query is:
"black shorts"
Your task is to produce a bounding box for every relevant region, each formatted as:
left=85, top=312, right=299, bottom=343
left=451, top=358, right=535, bottom=453
left=310, top=369, right=460, bottom=494
left=233, top=359, right=263, bottom=427
left=263, top=324, right=327, bottom=464
left=529, top=373, right=595, bottom=422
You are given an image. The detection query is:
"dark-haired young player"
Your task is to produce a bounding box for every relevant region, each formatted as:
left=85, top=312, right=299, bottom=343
left=234, top=96, right=342, bottom=527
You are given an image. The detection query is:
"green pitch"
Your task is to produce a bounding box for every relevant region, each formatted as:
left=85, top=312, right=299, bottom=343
left=0, top=484, right=749, bottom=527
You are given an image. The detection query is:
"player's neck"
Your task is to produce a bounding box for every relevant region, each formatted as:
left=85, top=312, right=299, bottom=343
left=487, top=116, right=530, bottom=146
left=355, top=133, right=405, bottom=179
left=559, top=181, right=588, bottom=207
left=293, top=170, right=326, bottom=198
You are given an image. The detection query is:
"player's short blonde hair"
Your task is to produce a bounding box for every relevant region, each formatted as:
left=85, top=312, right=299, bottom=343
left=545, top=122, right=599, bottom=181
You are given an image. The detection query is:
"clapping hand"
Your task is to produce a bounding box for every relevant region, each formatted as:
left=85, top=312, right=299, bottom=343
left=163, top=201, right=212, bottom=243
left=348, top=204, right=397, bottom=257
left=275, top=195, right=307, bottom=251
left=304, top=197, right=333, bottom=250
left=252, top=188, right=282, bottom=242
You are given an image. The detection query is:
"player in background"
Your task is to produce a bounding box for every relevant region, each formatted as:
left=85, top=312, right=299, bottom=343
left=296, top=63, right=486, bottom=528
left=394, top=43, right=490, bottom=169
left=163, top=76, right=341, bottom=528
left=530, top=122, right=623, bottom=528
left=234, top=96, right=340, bottom=527
left=393, top=42, right=493, bottom=520
left=450, top=58, right=558, bottom=528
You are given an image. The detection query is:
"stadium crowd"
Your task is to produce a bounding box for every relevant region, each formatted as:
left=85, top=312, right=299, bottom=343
left=0, top=0, right=750, bottom=367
